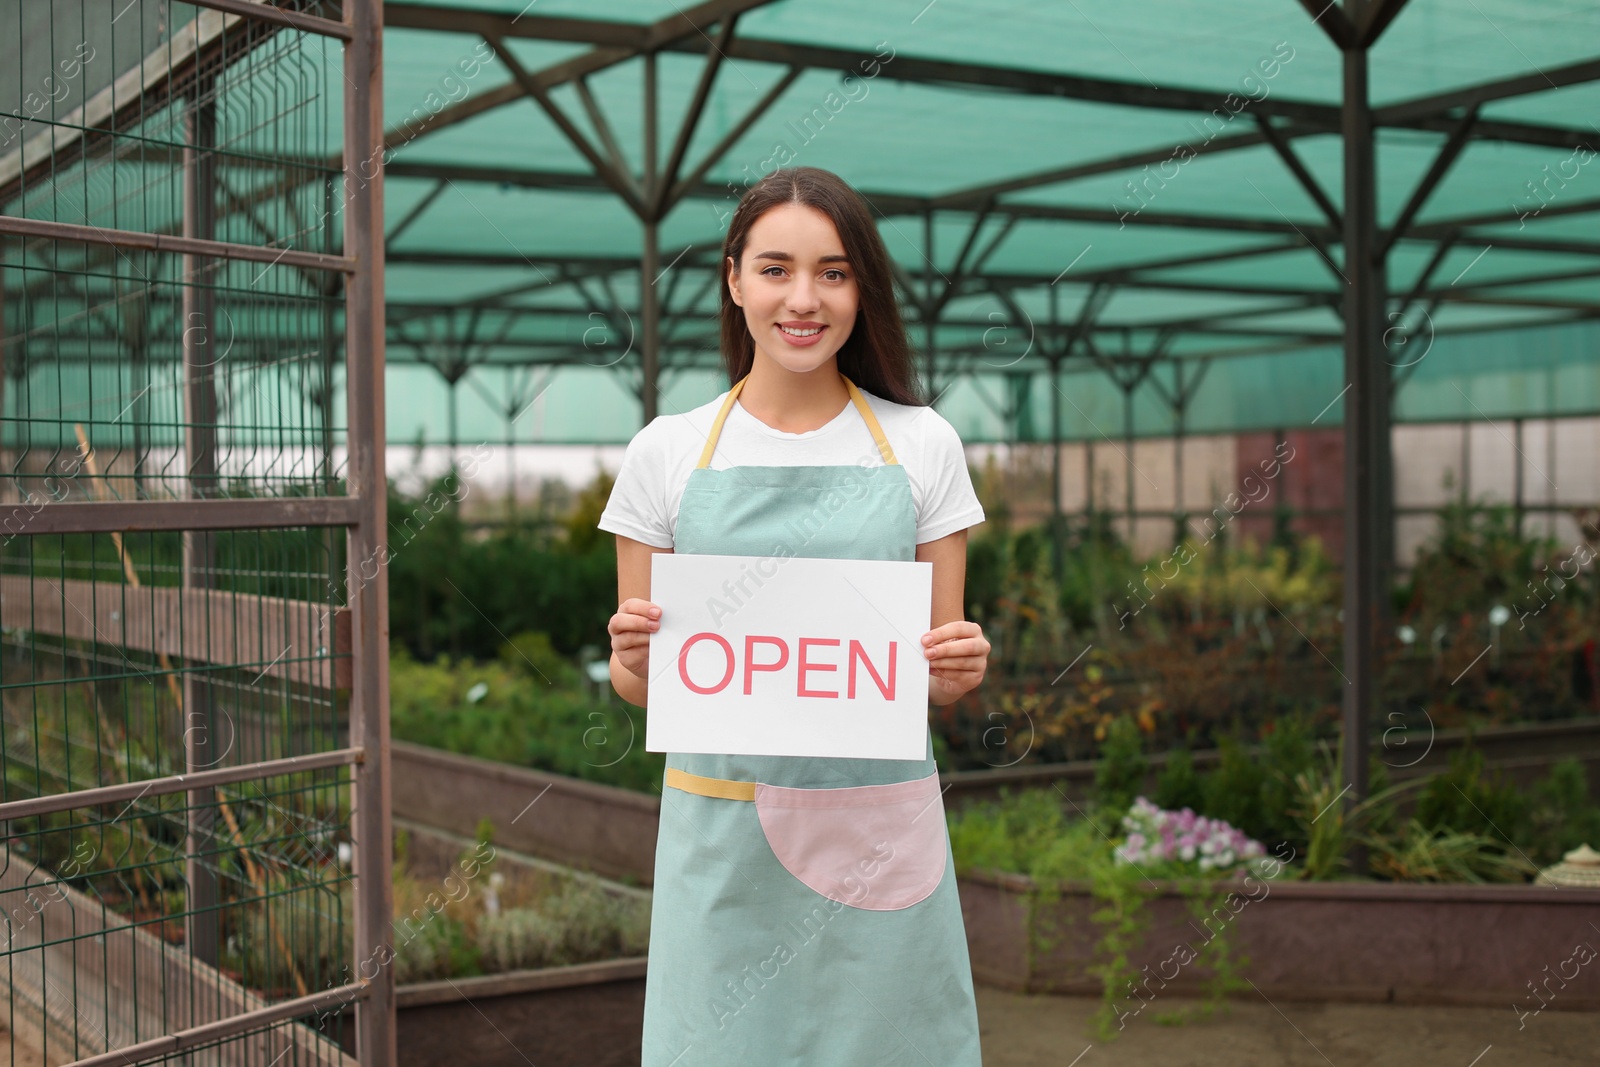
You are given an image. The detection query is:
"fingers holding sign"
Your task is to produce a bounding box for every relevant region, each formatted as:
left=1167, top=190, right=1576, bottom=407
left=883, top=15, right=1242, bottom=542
left=608, top=597, right=660, bottom=679
left=913, top=528, right=988, bottom=706
left=922, top=620, right=990, bottom=706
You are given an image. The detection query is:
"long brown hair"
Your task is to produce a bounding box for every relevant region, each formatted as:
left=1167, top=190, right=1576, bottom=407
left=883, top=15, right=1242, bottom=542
left=719, top=167, right=924, bottom=406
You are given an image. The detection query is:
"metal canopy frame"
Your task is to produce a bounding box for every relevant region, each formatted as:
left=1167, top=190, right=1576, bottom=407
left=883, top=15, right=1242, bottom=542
left=359, top=0, right=1600, bottom=419
left=8, top=0, right=1599, bottom=427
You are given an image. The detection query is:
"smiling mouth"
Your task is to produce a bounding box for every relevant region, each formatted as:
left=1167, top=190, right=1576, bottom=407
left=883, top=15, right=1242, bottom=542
left=778, top=325, right=825, bottom=337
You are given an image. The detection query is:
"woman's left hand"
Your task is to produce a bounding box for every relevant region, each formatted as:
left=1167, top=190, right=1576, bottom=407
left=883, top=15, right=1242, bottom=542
left=922, top=620, right=990, bottom=705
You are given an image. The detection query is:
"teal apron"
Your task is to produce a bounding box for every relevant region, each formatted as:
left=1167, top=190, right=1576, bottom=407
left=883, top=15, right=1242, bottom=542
left=641, top=375, right=983, bottom=1066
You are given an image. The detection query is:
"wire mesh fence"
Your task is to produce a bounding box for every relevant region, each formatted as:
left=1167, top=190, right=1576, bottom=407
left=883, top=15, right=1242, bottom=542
left=3, top=2, right=389, bottom=1064
left=3, top=0, right=347, bottom=504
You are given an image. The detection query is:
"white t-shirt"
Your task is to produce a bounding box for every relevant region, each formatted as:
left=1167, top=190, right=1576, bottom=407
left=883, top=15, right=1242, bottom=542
left=598, top=387, right=985, bottom=549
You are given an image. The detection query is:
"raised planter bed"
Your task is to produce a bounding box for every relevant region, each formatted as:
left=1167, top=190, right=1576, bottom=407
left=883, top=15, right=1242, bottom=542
left=395, top=717, right=1600, bottom=892
left=394, top=729, right=1600, bottom=1018
left=943, top=715, right=1600, bottom=808
left=395, top=818, right=650, bottom=906
left=394, top=716, right=1600, bottom=889
left=332, top=959, right=646, bottom=1067
left=959, top=868, right=1600, bottom=1009
left=329, top=818, right=651, bottom=1065
left=391, top=740, right=660, bottom=884
left=0, top=848, right=356, bottom=1067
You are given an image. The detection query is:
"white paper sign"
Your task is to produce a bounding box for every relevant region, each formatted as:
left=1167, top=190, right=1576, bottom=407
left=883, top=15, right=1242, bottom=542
left=646, top=553, right=932, bottom=761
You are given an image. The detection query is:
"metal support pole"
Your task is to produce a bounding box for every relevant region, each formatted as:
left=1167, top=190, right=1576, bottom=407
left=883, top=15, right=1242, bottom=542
left=93, top=248, right=149, bottom=495
left=923, top=211, right=936, bottom=398
left=1173, top=360, right=1187, bottom=546
left=642, top=218, right=661, bottom=421
left=1085, top=439, right=1095, bottom=526
left=322, top=175, right=339, bottom=493
left=1542, top=395, right=1555, bottom=534
left=1123, top=381, right=1136, bottom=547
left=1513, top=416, right=1524, bottom=536
left=182, top=88, right=219, bottom=498
left=1050, top=352, right=1063, bottom=574
left=505, top=367, right=517, bottom=524
left=641, top=51, right=660, bottom=418
left=447, top=372, right=459, bottom=470
left=1273, top=426, right=1290, bottom=545
left=1048, top=286, right=1064, bottom=574
left=181, top=75, right=220, bottom=968
left=1545, top=372, right=1556, bottom=537
left=321, top=177, right=342, bottom=696
left=129, top=254, right=151, bottom=498
left=0, top=248, right=7, bottom=483
left=1339, top=25, right=1392, bottom=870
left=344, top=1, right=395, bottom=1063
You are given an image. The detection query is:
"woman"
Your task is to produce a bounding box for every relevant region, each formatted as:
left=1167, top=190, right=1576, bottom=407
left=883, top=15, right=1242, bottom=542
left=599, top=166, right=989, bottom=1065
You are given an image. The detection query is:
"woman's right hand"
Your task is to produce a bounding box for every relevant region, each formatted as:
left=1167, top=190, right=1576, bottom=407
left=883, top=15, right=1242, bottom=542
left=608, top=598, right=661, bottom=680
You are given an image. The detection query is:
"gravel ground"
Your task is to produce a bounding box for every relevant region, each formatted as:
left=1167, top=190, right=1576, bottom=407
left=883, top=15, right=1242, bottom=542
left=1, top=1023, right=48, bottom=1067
left=10, top=988, right=1595, bottom=1065
left=977, top=987, right=1600, bottom=1067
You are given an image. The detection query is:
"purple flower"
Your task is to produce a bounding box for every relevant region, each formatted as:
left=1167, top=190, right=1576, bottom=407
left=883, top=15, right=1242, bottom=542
left=1114, top=796, right=1266, bottom=873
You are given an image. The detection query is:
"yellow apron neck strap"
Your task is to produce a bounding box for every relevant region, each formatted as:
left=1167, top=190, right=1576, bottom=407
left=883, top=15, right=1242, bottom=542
left=843, top=376, right=899, bottom=466
left=693, top=374, right=899, bottom=469
left=694, top=376, right=748, bottom=469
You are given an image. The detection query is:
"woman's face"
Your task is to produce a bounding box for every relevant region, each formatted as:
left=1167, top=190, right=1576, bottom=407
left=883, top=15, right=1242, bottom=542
left=727, top=202, right=859, bottom=376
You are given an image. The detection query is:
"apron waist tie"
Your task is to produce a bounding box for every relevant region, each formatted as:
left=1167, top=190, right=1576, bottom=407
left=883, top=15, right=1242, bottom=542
left=665, top=767, right=756, bottom=802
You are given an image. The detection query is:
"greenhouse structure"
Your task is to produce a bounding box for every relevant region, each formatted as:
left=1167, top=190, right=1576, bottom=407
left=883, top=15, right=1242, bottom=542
left=1, top=0, right=1597, bottom=1063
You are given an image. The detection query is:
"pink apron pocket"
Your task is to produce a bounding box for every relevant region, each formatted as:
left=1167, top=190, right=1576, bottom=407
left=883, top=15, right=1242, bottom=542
left=752, top=770, right=948, bottom=911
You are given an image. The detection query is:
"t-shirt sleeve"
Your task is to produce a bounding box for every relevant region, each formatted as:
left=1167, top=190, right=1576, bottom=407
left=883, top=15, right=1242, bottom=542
left=597, top=419, right=676, bottom=548
left=914, top=410, right=986, bottom=544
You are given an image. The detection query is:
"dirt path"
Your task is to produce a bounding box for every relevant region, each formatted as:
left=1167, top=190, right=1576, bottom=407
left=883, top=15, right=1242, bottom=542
left=977, top=988, right=1600, bottom=1066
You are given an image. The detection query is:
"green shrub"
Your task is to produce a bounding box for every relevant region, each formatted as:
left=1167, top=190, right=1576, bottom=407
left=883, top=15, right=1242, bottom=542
left=1526, top=759, right=1600, bottom=864
left=1153, top=748, right=1204, bottom=814
left=388, top=648, right=664, bottom=792
left=498, top=631, right=582, bottom=688
left=1366, top=819, right=1536, bottom=884
left=1413, top=746, right=1531, bottom=847
left=1284, top=740, right=1413, bottom=881
left=1254, top=715, right=1317, bottom=850
left=1199, top=734, right=1266, bottom=841
left=479, top=908, right=564, bottom=974
left=385, top=476, right=618, bottom=663
left=233, top=884, right=351, bottom=993
left=948, top=788, right=1104, bottom=882
left=1093, top=716, right=1147, bottom=820
left=477, top=878, right=649, bottom=972
left=1403, top=499, right=1551, bottom=622
left=1180, top=718, right=1319, bottom=854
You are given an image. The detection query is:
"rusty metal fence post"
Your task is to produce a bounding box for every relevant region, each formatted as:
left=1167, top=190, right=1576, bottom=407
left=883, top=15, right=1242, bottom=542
left=341, top=1, right=396, bottom=1063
